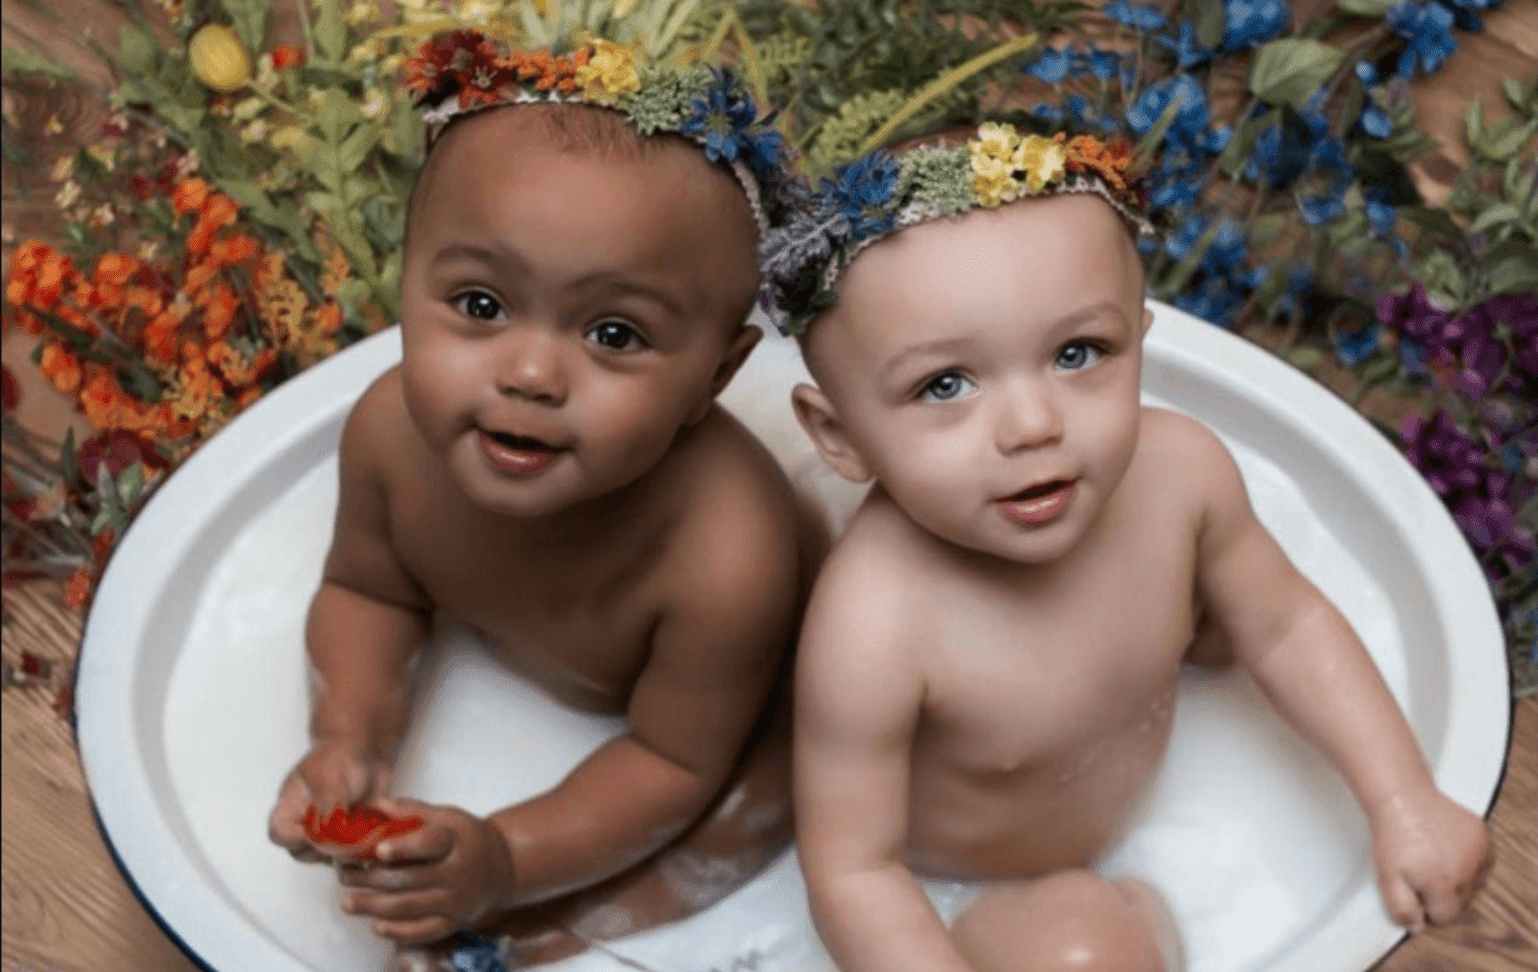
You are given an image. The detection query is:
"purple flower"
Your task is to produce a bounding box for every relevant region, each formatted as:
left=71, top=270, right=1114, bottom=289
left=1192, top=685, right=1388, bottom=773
left=1222, top=0, right=1290, bottom=50
left=1387, top=2, right=1458, bottom=78
left=1403, top=410, right=1486, bottom=497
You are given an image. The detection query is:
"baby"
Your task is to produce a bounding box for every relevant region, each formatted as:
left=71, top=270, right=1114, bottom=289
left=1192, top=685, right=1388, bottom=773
left=763, top=124, right=1493, bottom=972
left=266, top=33, right=827, bottom=965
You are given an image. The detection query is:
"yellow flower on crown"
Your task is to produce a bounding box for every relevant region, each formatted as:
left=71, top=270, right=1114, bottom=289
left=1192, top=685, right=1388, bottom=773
left=972, top=122, right=1020, bottom=166
left=1015, top=134, right=1067, bottom=193
left=972, top=159, right=1019, bottom=208
left=574, top=39, right=641, bottom=106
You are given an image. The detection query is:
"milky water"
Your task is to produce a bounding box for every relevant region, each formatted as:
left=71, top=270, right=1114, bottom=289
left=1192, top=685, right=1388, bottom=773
left=163, top=337, right=1404, bottom=972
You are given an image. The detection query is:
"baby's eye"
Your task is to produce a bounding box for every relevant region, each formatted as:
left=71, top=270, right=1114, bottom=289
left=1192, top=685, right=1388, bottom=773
left=454, top=290, right=504, bottom=322
left=586, top=318, right=645, bottom=351
left=919, top=371, right=976, bottom=402
left=1056, top=342, right=1103, bottom=371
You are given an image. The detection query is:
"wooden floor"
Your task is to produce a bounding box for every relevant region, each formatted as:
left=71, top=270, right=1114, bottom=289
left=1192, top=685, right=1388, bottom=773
left=2, top=1, right=1535, bottom=970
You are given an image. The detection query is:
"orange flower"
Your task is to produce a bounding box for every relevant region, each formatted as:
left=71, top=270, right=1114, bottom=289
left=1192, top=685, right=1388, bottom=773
left=33, top=251, right=78, bottom=308
left=39, top=343, right=83, bottom=394
left=64, top=567, right=92, bottom=607
left=12, top=240, right=55, bottom=273
left=270, top=44, right=305, bottom=70
left=172, top=178, right=211, bottom=215
left=142, top=311, right=182, bottom=366
left=236, top=386, right=263, bottom=409
left=200, top=281, right=239, bottom=340
left=124, top=286, right=164, bottom=318
left=209, top=232, right=260, bottom=267
left=1064, top=135, right=1134, bottom=197
left=202, top=194, right=240, bottom=229
left=93, top=253, right=140, bottom=287
left=313, top=303, right=342, bottom=334
left=78, top=366, right=131, bottom=430
left=208, top=341, right=277, bottom=387
left=185, top=260, right=221, bottom=297
left=171, top=354, right=225, bottom=420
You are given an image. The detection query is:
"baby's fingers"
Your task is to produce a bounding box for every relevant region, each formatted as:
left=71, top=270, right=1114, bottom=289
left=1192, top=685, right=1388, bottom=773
left=373, top=916, right=457, bottom=947
left=376, top=821, right=453, bottom=865
left=1380, top=873, right=1425, bottom=934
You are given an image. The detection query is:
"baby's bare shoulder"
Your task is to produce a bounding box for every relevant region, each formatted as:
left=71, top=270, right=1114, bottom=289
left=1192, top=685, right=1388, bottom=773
left=1134, top=407, right=1247, bottom=505
left=339, top=367, right=414, bottom=475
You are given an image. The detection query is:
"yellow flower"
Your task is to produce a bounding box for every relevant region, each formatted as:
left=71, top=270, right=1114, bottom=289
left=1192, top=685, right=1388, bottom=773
left=1015, top=134, right=1067, bottom=193
left=972, top=122, right=1020, bottom=167
left=189, top=24, right=251, bottom=92
left=49, top=156, right=75, bottom=182
left=232, top=96, right=267, bottom=122
left=87, top=145, right=116, bottom=171
left=972, top=158, right=1019, bottom=208
left=574, top=39, right=641, bottom=106
left=54, top=180, right=81, bottom=209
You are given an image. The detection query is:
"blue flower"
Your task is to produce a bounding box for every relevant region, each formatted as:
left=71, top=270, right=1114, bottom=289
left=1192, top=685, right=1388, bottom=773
left=1434, top=0, right=1498, bottom=32
left=1300, top=190, right=1347, bottom=225
left=1126, top=75, right=1210, bottom=149
left=822, top=152, right=901, bottom=243
left=1360, top=98, right=1395, bottom=138
left=1202, top=218, right=1249, bottom=276
left=1273, top=263, right=1314, bottom=318
left=1387, top=2, right=1457, bottom=78
left=1165, top=214, right=1208, bottom=260
left=1025, top=48, right=1076, bottom=83
left=1365, top=187, right=1398, bottom=237
left=1298, top=138, right=1355, bottom=225
left=742, top=125, right=789, bottom=179
left=1078, top=47, right=1122, bottom=80
left=1031, top=102, right=1066, bottom=125
left=1173, top=275, right=1245, bottom=326
left=680, top=73, right=758, bottom=165
left=1105, top=0, right=1168, bottom=30
left=1150, top=150, right=1207, bottom=210
left=1222, top=0, right=1290, bottom=50
left=1332, top=321, right=1382, bottom=366
left=448, top=934, right=507, bottom=972
left=1156, top=21, right=1215, bottom=68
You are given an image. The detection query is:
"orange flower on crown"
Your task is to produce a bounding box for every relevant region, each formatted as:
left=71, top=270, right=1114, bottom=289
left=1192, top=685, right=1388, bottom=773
left=78, top=366, right=132, bottom=430
left=142, top=310, right=182, bottom=367
left=1064, top=135, right=1135, bottom=199
left=172, top=178, right=211, bottom=215
left=209, top=233, right=261, bottom=268
left=199, top=281, right=240, bottom=341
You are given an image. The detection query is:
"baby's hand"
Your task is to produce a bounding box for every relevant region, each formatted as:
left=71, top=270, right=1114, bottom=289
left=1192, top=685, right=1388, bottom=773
left=1371, top=786, right=1493, bottom=933
left=337, top=798, right=516, bottom=946
left=268, top=739, right=394, bottom=862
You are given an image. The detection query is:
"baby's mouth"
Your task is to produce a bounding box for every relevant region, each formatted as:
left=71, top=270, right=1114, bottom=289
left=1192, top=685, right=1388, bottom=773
left=998, top=479, right=1076, bottom=525
left=478, top=429, right=564, bottom=474
left=1007, top=479, right=1072, bottom=502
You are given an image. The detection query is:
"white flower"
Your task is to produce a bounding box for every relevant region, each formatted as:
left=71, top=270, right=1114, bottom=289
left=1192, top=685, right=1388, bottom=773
left=54, top=180, right=81, bottom=208
left=50, top=155, right=76, bottom=182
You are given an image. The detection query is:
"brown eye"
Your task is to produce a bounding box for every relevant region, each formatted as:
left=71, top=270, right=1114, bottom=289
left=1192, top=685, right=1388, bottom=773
left=586, top=319, right=644, bottom=351
left=455, top=290, right=503, bottom=321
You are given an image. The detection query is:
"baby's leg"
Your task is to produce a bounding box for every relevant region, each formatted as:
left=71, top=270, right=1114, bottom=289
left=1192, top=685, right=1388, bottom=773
left=950, top=871, right=1184, bottom=972
left=390, top=683, right=793, bottom=968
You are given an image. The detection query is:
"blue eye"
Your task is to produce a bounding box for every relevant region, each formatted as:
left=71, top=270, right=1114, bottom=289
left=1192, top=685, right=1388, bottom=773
left=587, top=318, right=645, bottom=351
left=455, top=290, right=504, bottom=321
left=919, top=371, right=976, bottom=402
left=1056, top=342, right=1102, bottom=370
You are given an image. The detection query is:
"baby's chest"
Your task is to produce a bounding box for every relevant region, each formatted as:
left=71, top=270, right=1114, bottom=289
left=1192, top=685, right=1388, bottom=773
left=920, top=562, right=1195, bottom=764
left=390, top=509, right=657, bottom=702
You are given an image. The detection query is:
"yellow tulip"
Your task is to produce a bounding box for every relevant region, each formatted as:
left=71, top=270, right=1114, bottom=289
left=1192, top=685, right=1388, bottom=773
left=189, top=24, right=251, bottom=92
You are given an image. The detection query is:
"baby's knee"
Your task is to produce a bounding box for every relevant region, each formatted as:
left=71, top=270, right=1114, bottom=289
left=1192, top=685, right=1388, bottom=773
left=951, top=871, right=1179, bottom=972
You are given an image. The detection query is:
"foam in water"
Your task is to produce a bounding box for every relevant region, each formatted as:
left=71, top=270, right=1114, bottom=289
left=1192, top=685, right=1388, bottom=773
left=162, top=337, right=1403, bottom=972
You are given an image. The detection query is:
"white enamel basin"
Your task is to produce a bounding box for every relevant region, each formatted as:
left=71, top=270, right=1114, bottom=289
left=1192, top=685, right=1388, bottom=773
left=75, top=302, right=1509, bottom=972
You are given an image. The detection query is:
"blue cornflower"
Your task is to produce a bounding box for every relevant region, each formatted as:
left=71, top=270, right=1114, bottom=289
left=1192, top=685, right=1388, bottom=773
left=1333, top=321, right=1382, bottom=366
left=1298, top=137, right=1354, bottom=225
left=1149, top=150, right=1207, bottom=210
left=680, top=74, right=758, bottom=165
left=1222, top=0, right=1290, bottom=50
left=1273, top=263, right=1314, bottom=318
left=1078, top=47, right=1122, bottom=81
left=1360, top=93, right=1395, bottom=138
left=822, top=152, right=901, bottom=242
left=1156, top=21, right=1215, bottom=68
left=1387, top=2, right=1458, bottom=78
left=448, top=934, right=507, bottom=972
left=1165, top=213, right=1208, bottom=261
left=1174, top=275, right=1246, bottom=326
left=1365, top=187, right=1398, bottom=237
left=1025, top=47, right=1076, bottom=83
left=1202, top=219, right=1249, bottom=276
left=742, top=125, right=789, bottom=179
left=1126, top=75, right=1211, bottom=149
left=1244, top=119, right=1312, bottom=187
left=1031, top=102, right=1066, bottom=125
left=1105, top=0, right=1168, bottom=31
left=1300, top=188, right=1348, bottom=225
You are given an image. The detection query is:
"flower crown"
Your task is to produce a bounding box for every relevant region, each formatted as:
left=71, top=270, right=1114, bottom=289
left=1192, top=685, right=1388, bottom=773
left=760, top=122, right=1153, bottom=337
left=403, top=30, right=804, bottom=243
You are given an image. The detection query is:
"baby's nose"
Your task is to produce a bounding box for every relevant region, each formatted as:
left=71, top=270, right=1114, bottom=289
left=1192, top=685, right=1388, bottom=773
left=494, top=330, right=567, bottom=404
left=993, top=380, right=1063, bottom=452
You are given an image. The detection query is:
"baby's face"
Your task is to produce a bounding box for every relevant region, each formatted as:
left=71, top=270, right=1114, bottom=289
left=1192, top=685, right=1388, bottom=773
left=398, top=108, right=760, bottom=517
left=800, top=194, right=1151, bottom=565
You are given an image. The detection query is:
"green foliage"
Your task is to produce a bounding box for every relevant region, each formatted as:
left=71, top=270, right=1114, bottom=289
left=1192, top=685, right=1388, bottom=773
left=1248, top=39, right=1345, bottom=109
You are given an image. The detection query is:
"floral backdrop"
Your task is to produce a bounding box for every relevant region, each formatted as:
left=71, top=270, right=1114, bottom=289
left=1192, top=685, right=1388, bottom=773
left=2, top=0, right=1534, bottom=702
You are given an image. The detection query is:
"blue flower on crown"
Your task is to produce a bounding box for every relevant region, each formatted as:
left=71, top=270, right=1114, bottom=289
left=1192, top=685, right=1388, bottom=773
left=680, top=71, right=760, bottom=166
left=821, top=152, right=901, bottom=244
left=1387, top=2, right=1457, bottom=78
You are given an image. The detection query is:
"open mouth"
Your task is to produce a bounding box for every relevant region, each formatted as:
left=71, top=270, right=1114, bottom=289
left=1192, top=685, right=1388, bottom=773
left=999, top=479, right=1076, bottom=525
left=478, top=429, right=564, bottom=474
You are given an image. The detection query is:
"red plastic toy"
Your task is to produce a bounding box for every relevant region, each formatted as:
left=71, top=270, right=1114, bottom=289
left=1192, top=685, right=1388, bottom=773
left=301, top=804, right=424, bottom=862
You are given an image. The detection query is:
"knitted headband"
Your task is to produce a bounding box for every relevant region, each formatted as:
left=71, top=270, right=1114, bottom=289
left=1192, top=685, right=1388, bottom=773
left=759, top=122, right=1153, bottom=337
left=403, top=29, right=806, bottom=245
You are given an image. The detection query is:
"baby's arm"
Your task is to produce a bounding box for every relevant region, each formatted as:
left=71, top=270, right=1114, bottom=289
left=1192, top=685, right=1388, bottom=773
left=269, top=374, right=434, bottom=856
left=1180, top=414, right=1492, bottom=931
left=795, top=567, right=975, bottom=972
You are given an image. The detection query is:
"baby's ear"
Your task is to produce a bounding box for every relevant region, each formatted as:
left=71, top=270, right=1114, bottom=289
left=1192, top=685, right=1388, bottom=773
left=686, top=324, right=762, bottom=426
left=1140, top=304, right=1154, bottom=336
left=792, top=383, right=873, bottom=484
